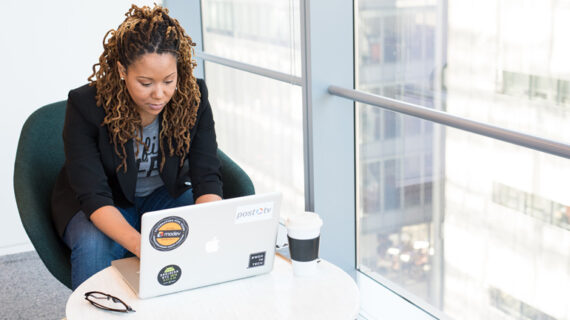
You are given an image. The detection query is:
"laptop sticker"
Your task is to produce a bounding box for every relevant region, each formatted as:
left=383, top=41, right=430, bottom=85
left=235, top=202, right=274, bottom=224
left=150, top=216, right=189, bottom=251
left=248, top=251, right=266, bottom=268
left=157, top=265, right=182, bottom=286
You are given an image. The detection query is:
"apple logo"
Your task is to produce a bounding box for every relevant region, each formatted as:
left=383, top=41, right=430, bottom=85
left=205, top=237, right=220, bottom=253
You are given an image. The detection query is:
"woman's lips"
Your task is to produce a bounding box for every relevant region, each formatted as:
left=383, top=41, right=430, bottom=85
left=148, top=104, right=164, bottom=111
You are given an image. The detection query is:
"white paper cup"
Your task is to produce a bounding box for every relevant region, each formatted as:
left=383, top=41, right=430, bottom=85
left=286, top=212, right=323, bottom=276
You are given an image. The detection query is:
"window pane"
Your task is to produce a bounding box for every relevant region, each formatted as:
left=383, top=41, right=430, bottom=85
left=356, top=1, right=570, bottom=319
left=201, top=0, right=302, bottom=76
left=356, top=0, right=570, bottom=142
left=357, top=114, right=570, bottom=319
left=205, top=62, right=304, bottom=219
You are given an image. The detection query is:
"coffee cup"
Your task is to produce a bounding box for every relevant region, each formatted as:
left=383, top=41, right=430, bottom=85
left=286, top=211, right=323, bottom=276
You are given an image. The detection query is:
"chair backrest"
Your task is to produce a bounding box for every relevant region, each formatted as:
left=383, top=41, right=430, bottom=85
left=217, top=149, right=255, bottom=198
left=14, top=100, right=255, bottom=290
left=14, top=101, right=72, bottom=288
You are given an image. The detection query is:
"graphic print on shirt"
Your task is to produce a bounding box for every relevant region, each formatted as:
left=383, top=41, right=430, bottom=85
left=134, top=118, right=164, bottom=197
left=136, top=135, right=160, bottom=178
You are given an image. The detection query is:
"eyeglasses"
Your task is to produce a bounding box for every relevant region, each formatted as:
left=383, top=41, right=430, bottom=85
left=84, top=291, right=136, bottom=313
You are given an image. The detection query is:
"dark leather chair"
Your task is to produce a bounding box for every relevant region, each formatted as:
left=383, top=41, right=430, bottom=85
left=14, top=100, right=254, bottom=289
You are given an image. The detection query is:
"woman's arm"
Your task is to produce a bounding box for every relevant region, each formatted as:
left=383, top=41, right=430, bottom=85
left=90, top=195, right=221, bottom=258
left=196, top=193, right=222, bottom=204
left=63, top=89, right=139, bottom=255
left=63, top=89, right=116, bottom=215
left=188, top=79, right=224, bottom=200
left=90, top=206, right=142, bottom=257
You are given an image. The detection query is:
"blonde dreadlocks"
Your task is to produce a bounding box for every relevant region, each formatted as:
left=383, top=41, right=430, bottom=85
left=88, top=4, right=200, bottom=172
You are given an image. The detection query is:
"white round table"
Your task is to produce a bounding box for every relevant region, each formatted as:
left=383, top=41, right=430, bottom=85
left=66, top=255, right=359, bottom=319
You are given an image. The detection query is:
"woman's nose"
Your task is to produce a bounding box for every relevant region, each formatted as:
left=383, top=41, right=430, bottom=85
left=151, top=84, right=166, bottom=99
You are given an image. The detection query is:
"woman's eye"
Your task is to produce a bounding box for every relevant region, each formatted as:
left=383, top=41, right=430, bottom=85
left=165, top=80, right=174, bottom=85
left=141, top=83, right=152, bottom=87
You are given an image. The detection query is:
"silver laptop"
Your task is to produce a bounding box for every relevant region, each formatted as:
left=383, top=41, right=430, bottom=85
left=112, top=192, right=282, bottom=299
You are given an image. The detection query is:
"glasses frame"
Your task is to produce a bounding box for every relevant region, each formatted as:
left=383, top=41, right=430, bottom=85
left=84, top=291, right=136, bottom=313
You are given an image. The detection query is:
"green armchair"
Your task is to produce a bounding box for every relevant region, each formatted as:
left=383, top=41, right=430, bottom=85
left=14, top=100, right=254, bottom=289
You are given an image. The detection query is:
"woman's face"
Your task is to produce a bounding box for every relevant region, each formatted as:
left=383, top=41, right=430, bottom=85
left=118, top=52, right=178, bottom=126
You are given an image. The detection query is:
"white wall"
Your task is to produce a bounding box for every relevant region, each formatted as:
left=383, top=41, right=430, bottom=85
left=0, top=0, right=159, bottom=255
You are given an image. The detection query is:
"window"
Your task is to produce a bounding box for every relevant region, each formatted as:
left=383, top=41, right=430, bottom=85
left=199, top=0, right=304, bottom=219
left=356, top=0, right=570, bottom=319
left=202, top=0, right=301, bottom=76
left=205, top=62, right=304, bottom=218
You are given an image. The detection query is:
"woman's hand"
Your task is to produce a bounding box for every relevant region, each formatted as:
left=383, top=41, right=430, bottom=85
left=195, top=193, right=222, bottom=204
left=89, top=195, right=221, bottom=257
left=90, top=206, right=142, bottom=257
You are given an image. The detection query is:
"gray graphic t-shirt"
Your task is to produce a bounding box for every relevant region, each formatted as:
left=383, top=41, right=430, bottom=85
left=135, top=117, right=164, bottom=197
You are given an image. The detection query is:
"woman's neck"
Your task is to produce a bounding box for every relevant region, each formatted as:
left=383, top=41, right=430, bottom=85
left=141, top=115, right=158, bottom=127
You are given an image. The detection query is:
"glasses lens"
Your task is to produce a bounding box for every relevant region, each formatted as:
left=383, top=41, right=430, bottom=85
left=86, top=292, right=128, bottom=312
left=87, top=292, right=108, bottom=299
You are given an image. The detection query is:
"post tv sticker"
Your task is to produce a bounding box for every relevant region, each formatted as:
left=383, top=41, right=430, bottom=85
left=149, top=216, right=188, bottom=251
left=157, top=265, right=181, bottom=286
left=235, top=202, right=274, bottom=224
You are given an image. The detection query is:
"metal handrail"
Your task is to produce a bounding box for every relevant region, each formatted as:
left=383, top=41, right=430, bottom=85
left=328, top=85, right=570, bottom=159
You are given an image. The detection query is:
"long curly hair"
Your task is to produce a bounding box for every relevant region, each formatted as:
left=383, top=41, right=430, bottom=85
left=88, top=4, right=200, bottom=172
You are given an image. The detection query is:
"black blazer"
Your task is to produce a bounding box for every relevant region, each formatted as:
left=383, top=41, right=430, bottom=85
left=51, top=79, right=223, bottom=237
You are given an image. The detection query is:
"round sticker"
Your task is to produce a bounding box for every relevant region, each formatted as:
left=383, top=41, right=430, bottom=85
left=157, top=265, right=182, bottom=286
left=149, top=216, right=189, bottom=251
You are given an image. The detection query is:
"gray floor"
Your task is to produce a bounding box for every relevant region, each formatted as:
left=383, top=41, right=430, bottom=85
left=0, top=251, right=71, bottom=320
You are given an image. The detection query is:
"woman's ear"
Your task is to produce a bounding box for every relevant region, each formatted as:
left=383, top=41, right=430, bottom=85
left=117, top=61, right=127, bottom=80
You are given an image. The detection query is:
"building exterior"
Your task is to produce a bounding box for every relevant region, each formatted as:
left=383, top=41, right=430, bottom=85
left=356, top=0, right=570, bottom=319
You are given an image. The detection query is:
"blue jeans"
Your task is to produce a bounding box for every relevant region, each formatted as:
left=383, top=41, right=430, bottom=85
left=62, top=186, right=194, bottom=290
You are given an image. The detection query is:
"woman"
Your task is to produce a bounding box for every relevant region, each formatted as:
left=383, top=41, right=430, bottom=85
left=51, top=4, right=222, bottom=290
